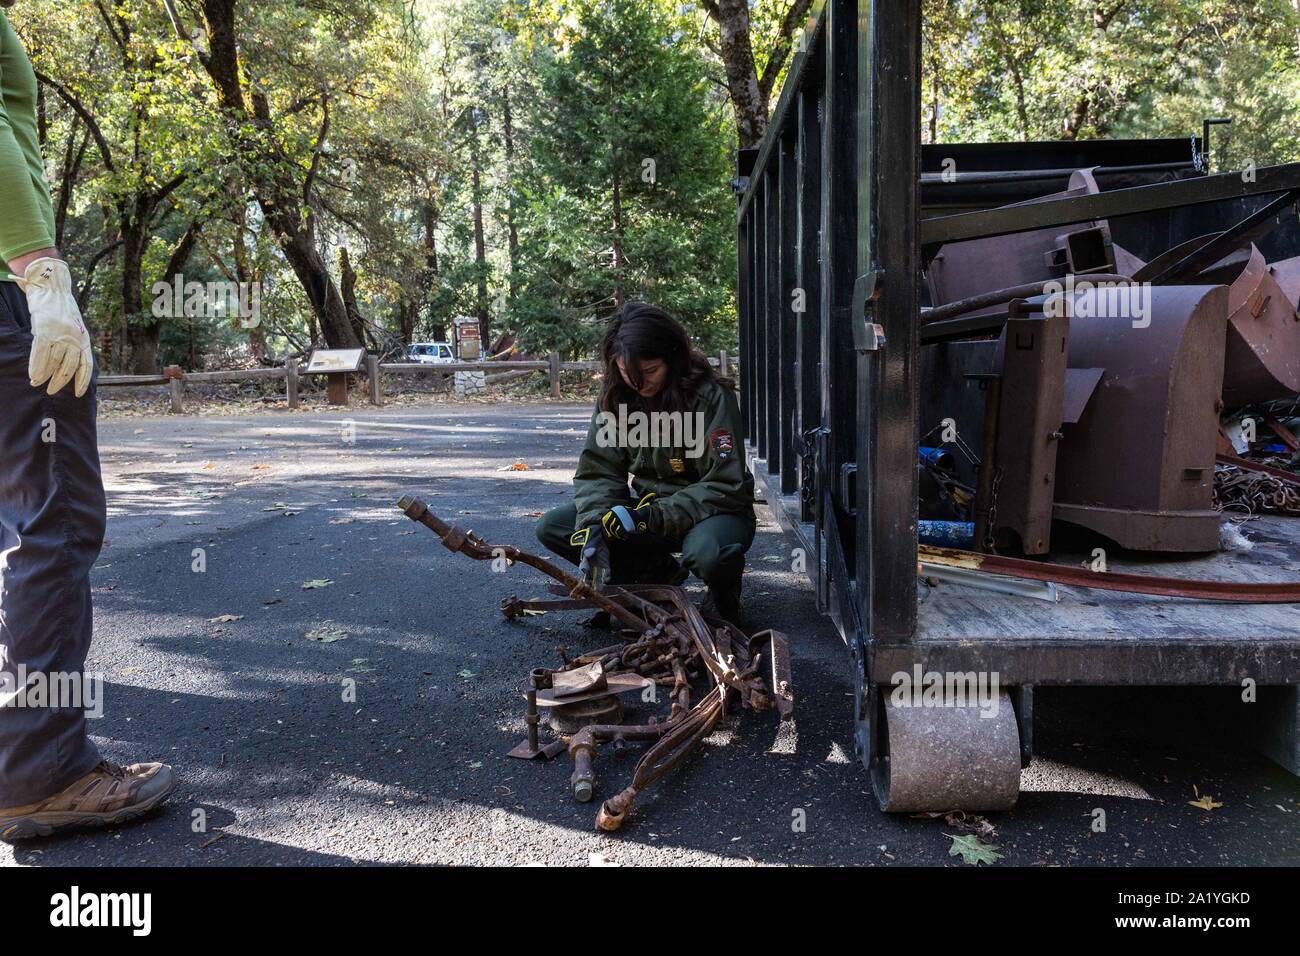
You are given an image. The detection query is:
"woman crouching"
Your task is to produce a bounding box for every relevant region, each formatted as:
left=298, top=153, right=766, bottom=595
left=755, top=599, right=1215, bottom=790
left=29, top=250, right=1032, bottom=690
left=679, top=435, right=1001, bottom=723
left=535, top=302, right=755, bottom=622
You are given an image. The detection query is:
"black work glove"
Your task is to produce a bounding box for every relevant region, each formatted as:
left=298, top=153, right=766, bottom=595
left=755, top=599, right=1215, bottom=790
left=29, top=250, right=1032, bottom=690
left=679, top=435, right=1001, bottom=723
left=599, top=493, right=660, bottom=541
left=570, top=525, right=611, bottom=590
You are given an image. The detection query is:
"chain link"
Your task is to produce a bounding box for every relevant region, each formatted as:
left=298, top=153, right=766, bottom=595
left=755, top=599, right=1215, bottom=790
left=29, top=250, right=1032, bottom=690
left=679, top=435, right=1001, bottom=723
left=1214, top=463, right=1300, bottom=516
left=983, top=465, right=1003, bottom=552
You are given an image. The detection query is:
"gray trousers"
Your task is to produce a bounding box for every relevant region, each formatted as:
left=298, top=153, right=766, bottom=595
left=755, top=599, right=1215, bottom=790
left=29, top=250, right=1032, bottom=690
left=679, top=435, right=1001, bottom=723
left=0, top=281, right=103, bottom=806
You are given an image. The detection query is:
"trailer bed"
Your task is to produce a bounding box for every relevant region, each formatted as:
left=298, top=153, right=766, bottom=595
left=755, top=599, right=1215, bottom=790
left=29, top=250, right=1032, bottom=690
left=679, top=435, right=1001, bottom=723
left=753, top=456, right=1300, bottom=685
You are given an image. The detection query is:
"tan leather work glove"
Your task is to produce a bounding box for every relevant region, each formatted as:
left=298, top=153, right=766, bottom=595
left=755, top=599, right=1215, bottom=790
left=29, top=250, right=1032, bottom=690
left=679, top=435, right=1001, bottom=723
left=17, top=257, right=93, bottom=397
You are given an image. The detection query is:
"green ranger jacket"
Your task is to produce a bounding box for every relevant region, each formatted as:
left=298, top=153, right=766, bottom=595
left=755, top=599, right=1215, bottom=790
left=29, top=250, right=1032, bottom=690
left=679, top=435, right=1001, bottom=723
left=573, top=378, right=756, bottom=541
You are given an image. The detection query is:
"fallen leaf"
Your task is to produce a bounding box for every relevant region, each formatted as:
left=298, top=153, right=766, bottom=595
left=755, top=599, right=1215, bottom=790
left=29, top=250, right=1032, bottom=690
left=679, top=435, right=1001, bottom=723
left=1188, top=794, right=1224, bottom=811
left=946, top=833, right=1003, bottom=866
left=305, top=625, right=348, bottom=643
left=207, top=614, right=244, bottom=623
left=458, top=669, right=476, bottom=679
left=302, top=579, right=334, bottom=589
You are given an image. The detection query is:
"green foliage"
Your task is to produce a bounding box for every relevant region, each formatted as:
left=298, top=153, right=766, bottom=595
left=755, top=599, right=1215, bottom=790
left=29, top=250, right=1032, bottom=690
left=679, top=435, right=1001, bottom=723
left=923, top=0, right=1300, bottom=164
left=13, top=0, right=1300, bottom=372
left=507, top=0, right=736, bottom=356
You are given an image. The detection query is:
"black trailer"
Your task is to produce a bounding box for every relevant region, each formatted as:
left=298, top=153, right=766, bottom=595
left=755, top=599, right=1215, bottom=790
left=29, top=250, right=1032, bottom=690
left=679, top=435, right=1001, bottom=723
left=736, top=0, right=1300, bottom=810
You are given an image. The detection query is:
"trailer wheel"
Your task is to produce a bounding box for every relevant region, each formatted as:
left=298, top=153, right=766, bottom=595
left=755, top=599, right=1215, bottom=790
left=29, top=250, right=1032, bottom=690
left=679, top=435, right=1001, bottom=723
left=870, top=689, right=1021, bottom=813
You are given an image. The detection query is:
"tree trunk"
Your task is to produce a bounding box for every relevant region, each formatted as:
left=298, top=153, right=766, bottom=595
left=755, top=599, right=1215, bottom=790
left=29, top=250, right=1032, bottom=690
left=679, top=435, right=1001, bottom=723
left=469, top=120, right=490, bottom=346
left=502, top=85, right=520, bottom=300
left=703, top=0, right=812, bottom=149
left=611, top=166, right=625, bottom=307
left=704, top=0, right=768, bottom=148
left=122, top=199, right=158, bottom=374
left=279, top=226, right=355, bottom=348
left=339, top=246, right=372, bottom=349
left=193, top=0, right=360, bottom=350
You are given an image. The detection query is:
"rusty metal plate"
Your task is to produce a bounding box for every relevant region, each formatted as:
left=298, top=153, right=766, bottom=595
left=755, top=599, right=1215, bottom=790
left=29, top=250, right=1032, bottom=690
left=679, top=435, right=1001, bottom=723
left=1061, top=367, right=1104, bottom=424
left=990, top=311, right=1070, bottom=554
left=1221, top=247, right=1300, bottom=405
left=551, top=661, right=607, bottom=698
left=1054, top=285, right=1228, bottom=552
left=533, top=673, right=650, bottom=707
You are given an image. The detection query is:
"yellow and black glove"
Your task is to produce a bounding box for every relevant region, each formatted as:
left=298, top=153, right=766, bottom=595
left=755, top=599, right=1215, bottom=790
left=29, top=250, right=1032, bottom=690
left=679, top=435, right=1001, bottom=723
left=570, top=525, right=611, bottom=590
left=599, top=493, right=660, bottom=541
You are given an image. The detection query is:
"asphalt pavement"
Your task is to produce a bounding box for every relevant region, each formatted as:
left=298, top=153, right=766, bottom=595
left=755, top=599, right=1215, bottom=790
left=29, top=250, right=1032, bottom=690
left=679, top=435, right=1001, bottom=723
left=3, top=398, right=1298, bottom=866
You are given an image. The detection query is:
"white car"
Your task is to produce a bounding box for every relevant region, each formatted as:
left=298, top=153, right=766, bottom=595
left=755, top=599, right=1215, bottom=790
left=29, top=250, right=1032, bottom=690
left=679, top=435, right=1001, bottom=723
left=407, top=341, right=456, bottom=364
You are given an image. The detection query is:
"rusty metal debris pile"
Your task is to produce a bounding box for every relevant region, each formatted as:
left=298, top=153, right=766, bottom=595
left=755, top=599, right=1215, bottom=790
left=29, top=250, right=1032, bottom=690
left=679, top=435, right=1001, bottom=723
left=919, top=154, right=1300, bottom=567
left=397, top=495, right=793, bottom=832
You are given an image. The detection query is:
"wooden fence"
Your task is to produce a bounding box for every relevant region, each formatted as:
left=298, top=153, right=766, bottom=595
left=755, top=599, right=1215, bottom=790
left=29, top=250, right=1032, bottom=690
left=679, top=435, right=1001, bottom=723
left=98, top=350, right=733, bottom=414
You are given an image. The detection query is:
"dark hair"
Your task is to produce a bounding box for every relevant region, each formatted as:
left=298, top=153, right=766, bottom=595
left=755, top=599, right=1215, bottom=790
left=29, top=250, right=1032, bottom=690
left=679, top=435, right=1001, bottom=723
left=598, top=302, right=731, bottom=415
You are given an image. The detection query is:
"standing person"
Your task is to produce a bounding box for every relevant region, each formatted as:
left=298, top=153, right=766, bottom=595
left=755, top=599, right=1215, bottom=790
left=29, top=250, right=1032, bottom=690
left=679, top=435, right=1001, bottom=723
left=0, top=2, right=175, bottom=842
left=535, top=302, right=756, bottom=622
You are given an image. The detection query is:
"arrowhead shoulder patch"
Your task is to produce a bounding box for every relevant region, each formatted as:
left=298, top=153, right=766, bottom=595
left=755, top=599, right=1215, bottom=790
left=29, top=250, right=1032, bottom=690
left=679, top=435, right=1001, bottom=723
left=710, top=427, right=735, bottom=461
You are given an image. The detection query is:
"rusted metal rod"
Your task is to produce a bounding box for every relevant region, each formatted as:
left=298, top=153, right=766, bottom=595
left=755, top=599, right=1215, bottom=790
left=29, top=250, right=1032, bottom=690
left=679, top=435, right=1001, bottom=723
left=398, top=495, right=646, bottom=631
left=921, top=273, right=1135, bottom=326
left=921, top=545, right=1300, bottom=603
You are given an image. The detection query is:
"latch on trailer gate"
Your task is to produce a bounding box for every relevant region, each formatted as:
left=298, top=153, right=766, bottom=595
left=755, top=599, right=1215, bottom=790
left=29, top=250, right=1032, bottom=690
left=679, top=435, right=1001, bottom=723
left=851, top=268, right=887, bottom=352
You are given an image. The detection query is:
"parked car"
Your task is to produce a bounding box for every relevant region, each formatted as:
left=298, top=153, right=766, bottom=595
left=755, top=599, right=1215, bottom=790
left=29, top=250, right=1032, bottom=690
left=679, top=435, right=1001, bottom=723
left=407, top=341, right=456, bottom=364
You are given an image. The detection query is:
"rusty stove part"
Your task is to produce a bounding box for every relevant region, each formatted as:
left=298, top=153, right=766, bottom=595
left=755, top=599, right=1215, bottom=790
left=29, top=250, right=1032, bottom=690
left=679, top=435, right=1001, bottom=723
left=987, top=310, right=1070, bottom=555
left=1053, top=285, right=1229, bottom=552
left=548, top=695, right=623, bottom=736
left=927, top=183, right=1110, bottom=312
left=398, top=496, right=792, bottom=832
left=1219, top=246, right=1300, bottom=405
left=1135, top=237, right=1300, bottom=406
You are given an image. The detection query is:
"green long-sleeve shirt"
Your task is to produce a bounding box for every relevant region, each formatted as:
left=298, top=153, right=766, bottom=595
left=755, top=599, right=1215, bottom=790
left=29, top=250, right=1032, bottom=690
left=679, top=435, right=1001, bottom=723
left=573, top=378, right=756, bottom=541
left=0, top=9, right=56, bottom=281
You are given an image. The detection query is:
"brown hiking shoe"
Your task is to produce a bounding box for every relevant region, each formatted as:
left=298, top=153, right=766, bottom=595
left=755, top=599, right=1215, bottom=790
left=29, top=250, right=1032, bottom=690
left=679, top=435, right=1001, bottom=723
left=0, top=760, right=176, bottom=843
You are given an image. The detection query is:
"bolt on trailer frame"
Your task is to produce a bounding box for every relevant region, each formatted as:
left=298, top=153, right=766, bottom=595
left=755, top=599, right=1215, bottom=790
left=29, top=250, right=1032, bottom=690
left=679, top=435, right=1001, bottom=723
left=736, top=0, right=1300, bottom=811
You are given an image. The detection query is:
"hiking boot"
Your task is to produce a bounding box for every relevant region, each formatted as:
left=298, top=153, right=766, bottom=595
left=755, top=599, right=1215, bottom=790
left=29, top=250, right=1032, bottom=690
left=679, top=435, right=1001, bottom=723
left=701, top=581, right=743, bottom=625
left=0, top=760, right=176, bottom=843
